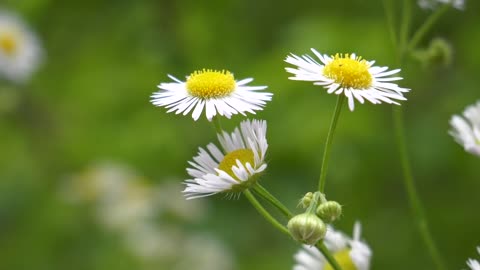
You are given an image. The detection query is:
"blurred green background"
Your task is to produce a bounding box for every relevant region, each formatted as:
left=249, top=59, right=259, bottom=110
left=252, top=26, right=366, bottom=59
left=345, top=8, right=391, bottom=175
left=1, top=0, right=479, bottom=269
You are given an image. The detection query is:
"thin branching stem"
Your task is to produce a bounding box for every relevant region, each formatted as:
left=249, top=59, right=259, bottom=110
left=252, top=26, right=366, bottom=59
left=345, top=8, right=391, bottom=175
left=244, top=190, right=290, bottom=236
left=393, top=107, right=447, bottom=270
left=408, top=4, right=450, bottom=52
left=318, top=94, right=345, bottom=193
left=253, top=184, right=293, bottom=219
left=382, top=0, right=398, bottom=51
left=383, top=2, right=449, bottom=269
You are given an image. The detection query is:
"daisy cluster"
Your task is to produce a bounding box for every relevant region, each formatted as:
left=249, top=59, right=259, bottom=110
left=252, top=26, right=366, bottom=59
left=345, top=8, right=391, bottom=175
left=151, top=67, right=274, bottom=199
left=149, top=47, right=410, bottom=270
left=150, top=50, right=408, bottom=199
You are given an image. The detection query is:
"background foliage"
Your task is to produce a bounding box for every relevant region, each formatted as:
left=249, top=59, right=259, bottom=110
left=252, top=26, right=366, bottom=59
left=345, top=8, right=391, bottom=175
left=1, top=0, right=479, bottom=269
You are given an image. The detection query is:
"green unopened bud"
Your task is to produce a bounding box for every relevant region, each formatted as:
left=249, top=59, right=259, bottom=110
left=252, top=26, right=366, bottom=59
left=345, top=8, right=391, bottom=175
left=412, top=37, right=452, bottom=68
left=298, top=192, right=314, bottom=209
left=316, top=201, right=342, bottom=223
left=287, top=213, right=326, bottom=245
left=429, top=38, right=452, bottom=67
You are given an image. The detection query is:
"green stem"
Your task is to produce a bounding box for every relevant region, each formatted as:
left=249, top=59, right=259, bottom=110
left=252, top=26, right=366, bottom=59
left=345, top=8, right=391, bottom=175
left=253, top=184, right=293, bottom=219
left=382, top=0, right=398, bottom=51
left=393, top=107, right=446, bottom=270
left=316, top=241, right=343, bottom=270
left=388, top=2, right=449, bottom=269
left=382, top=2, right=448, bottom=268
left=212, top=115, right=223, bottom=134
left=318, top=94, right=345, bottom=193
left=243, top=190, right=290, bottom=236
left=400, top=0, right=412, bottom=53
left=407, top=4, right=450, bottom=52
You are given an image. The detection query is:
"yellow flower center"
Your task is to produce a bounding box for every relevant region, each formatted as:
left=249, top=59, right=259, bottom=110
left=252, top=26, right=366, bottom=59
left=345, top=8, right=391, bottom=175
left=0, top=32, right=19, bottom=56
left=217, top=148, right=254, bottom=180
left=323, top=54, right=373, bottom=89
left=324, top=249, right=357, bottom=270
left=186, top=69, right=236, bottom=99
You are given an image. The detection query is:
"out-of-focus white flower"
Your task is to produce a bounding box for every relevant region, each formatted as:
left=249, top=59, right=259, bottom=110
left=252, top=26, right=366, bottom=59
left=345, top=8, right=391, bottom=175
left=449, top=100, right=480, bottom=157
left=183, top=119, right=268, bottom=199
left=124, top=226, right=235, bottom=270
left=62, top=162, right=235, bottom=269
left=418, top=0, right=465, bottom=10
left=124, top=223, right=182, bottom=260
left=0, top=10, right=43, bottom=83
left=175, top=234, right=234, bottom=270
left=62, top=162, right=132, bottom=203
left=151, top=69, right=272, bottom=121
left=293, top=222, right=372, bottom=270
left=62, top=162, right=156, bottom=230
left=154, top=181, right=207, bottom=221
left=97, top=181, right=155, bottom=230
left=466, top=247, right=480, bottom=270
left=285, top=49, right=409, bottom=111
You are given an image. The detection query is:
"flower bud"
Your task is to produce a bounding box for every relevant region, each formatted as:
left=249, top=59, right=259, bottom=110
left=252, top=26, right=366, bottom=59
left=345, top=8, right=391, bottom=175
left=316, top=201, right=342, bottom=223
left=298, top=192, right=313, bottom=209
left=412, top=37, right=452, bottom=68
left=287, top=213, right=326, bottom=245
left=429, top=38, right=453, bottom=67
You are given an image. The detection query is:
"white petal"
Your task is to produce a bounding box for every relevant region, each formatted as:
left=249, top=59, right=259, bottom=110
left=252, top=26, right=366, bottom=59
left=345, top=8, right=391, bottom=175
left=205, top=100, right=217, bottom=121
left=191, top=99, right=205, bottom=121
left=344, top=89, right=355, bottom=111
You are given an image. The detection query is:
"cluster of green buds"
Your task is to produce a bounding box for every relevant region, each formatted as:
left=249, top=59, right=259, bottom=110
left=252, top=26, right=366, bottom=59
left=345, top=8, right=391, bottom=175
left=287, top=192, right=342, bottom=245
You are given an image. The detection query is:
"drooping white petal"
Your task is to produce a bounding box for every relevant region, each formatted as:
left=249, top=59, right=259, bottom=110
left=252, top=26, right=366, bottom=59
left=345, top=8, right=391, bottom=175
left=183, top=119, right=268, bottom=199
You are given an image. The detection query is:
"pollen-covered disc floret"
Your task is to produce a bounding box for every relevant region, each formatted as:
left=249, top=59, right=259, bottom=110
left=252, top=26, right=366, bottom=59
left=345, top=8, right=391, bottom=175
left=293, top=222, right=372, bottom=270
left=449, top=100, right=480, bottom=157
left=285, top=48, right=410, bottom=111
left=465, top=247, right=480, bottom=270
left=151, top=69, right=272, bottom=121
left=183, top=119, right=268, bottom=199
left=186, top=69, right=236, bottom=98
left=0, top=10, right=43, bottom=83
left=323, top=54, right=373, bottom=90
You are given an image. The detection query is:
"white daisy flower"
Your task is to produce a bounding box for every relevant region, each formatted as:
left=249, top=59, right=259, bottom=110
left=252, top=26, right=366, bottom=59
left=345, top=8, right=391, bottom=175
left=183, top=119, right=268, bottom=199
left=449, top=100, right=480, bottom=157
left=285, top=49, right=410, bottom=111
left=150, top=69, right=272, bottom=121
left=418, top=0, right=465, bottom=10
left=466, top=247, right=480, bottom=270
left=293, top=222, right=372, bottom=270
left=0, top=10, right=43, bottom=83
